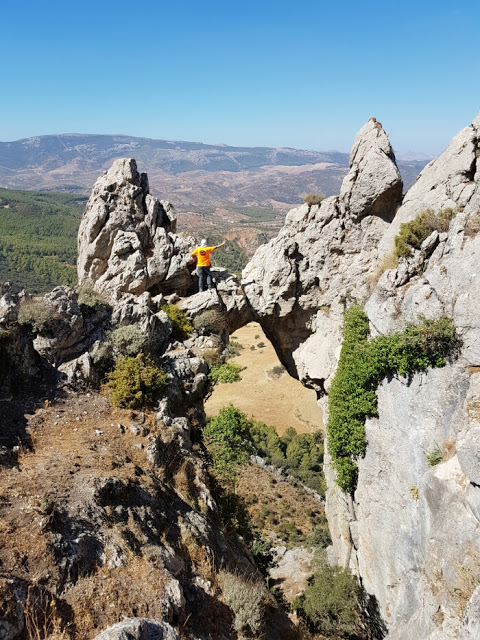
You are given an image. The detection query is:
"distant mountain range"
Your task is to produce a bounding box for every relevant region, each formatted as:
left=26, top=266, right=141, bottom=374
left=0, top=134, right=433, bottom=212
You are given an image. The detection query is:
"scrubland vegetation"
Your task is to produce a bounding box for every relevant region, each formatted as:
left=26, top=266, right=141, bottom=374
left=303, top=193, right=324, bottom=206
left=161, top=303, right=193, bottom=341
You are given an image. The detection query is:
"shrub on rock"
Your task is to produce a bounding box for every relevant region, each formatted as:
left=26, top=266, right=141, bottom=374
left=304, top=193, right=324, bottom=206
left=17, top=299, right=59, bottom=333
left=161, top=304, right=193, bottom=341
left=109, top=325, right=148, bottom=357
left=105, top=354, right=168, bottom=408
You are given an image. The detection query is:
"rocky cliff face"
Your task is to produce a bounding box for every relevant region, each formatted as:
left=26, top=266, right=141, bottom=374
left=243, top=112, right=480, bottom=639
left=242, top=118, right=402, bottom=390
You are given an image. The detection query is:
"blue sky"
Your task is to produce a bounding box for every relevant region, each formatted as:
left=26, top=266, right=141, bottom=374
left=1, top=0, right=479, bottom=154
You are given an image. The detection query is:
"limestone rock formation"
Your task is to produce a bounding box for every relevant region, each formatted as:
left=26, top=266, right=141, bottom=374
left=379, top=111, right=480, bottom=255
left=345, top=112, right=480, bottom=640
left=0, top=162, right=299, bottom=640
left=243, top=118, right=402, bottom=390
left=32, top=286, right=85, bottom=365
left=77, top=158, right=194, bottom=301
left=244, top=111, right=480, bottom=640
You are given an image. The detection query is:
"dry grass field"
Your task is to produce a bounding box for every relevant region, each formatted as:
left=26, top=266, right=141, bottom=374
left=205, top=322, right=324, bottom=435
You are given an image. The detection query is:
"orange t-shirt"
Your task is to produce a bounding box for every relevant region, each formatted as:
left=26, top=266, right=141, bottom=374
left=191, top=246, right=215, bottom=267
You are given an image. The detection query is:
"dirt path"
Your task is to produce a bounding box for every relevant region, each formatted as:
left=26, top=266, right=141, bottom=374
left=204, top=322, right=324, bottom=435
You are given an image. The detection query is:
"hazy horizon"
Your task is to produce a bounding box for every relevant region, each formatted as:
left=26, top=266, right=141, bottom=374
left=0, top=130, right=438, bottom=159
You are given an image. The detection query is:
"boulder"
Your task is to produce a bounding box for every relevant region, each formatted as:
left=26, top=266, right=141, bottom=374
left=178, top=268, right=252, bottom=336
left=0, top=283, right=26, bottom=327
left=339, top=117, right=403, bottom=221
left=92, top=618, right=179, bottom=640
left=111, top=292, right=172, bottom=355
left=32, top=286, right=84, bottom=365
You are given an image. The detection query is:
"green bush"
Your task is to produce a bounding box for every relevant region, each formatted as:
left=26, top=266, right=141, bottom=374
left=328, top=305, right=460, bottom=493
left=293, top=557, right=362, bottom=637
left=17, top=299, right=59, bottom=333
left=394, top=208, right=456, bottom=258
left=304, top=193, right=324, bottom=206
left=277, top=520, right=299, bottom=544
left=161, top=304, right=193, bottom=341
left=109, top=325, right=148, bottom=357
left=306, top=527, right=332, bottom=548
left=209, top=362, right=244, bottom=383
left=105, top=355, right=168, bottom=409
left=204, top=405, right=254, bottom=481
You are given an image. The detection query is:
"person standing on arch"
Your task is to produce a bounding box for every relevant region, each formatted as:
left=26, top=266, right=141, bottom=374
left=191, top=238, right=226, bottom=292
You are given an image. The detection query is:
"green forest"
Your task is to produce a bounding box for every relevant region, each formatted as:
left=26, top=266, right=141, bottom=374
left=0, top=188, right=86, bottom=292
left=0, top=187, right=251, bottom=292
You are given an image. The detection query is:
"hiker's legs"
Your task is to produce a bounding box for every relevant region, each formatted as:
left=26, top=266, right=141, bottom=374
left=198, top=267, right=206, bottom=291
left=205, top=267, right=212, bottom=289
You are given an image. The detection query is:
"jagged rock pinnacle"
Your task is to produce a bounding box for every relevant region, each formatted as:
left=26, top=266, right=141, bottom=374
left=77, top=158, right=194, bottom=301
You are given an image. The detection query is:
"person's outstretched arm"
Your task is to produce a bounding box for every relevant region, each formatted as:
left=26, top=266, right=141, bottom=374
left=213, top=241, right=226, bottom=250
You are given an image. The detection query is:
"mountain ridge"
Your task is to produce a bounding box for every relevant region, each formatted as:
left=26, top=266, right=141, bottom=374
left=0, top=133, right=431, bottom=211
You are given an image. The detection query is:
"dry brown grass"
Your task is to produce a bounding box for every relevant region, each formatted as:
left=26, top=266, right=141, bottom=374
left=442, top=439, right=456, bottom=462
left=201, top=347, right=223, bottom=366
left=0, top=392, right=171, bottom=640
left=369, top=252, right=398, bottom=290
left=65, top=555, right=169, bottom=638
left=467, top=397, right=480, bottom=422
left=205, top=322, right=324, bottom=435
left=446, top=556, right=480, bottom=617
left=179, top=530, right=216, bottom=584
left=24, top=586, right=67, bottom=640
left=464, top=211, right=480, bottom=238
left=467, top=366, right=480, bottom=375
